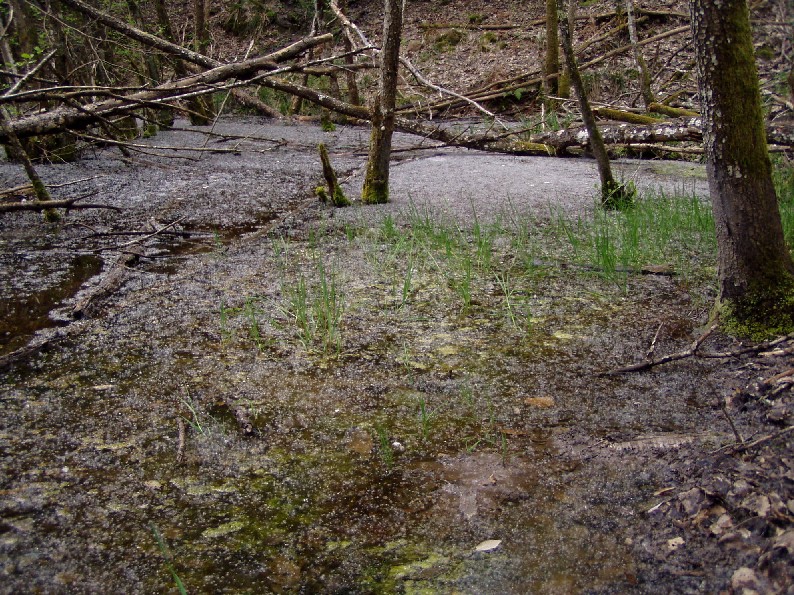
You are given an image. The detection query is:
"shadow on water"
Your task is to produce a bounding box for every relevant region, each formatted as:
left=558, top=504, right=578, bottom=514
left=0, top=254, right=102, bottom=356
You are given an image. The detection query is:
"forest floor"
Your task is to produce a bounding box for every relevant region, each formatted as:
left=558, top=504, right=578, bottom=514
left=1, top=0, right=793, bottom=591
left=0, top=119, right=792, bottom=593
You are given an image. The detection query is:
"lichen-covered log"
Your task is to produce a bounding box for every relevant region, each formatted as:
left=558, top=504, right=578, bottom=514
left=592, top=107, right=662, bottom=125
left=648, top=102, right=699, bottom=118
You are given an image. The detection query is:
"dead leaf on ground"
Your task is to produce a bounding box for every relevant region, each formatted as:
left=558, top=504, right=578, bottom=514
left=773, top=530, right=794, bottom=555
left=678, top=487, right=705, bottom=516
left=709, top=513, right=734, bottom=536
left=475, top=539, right=502, bottom=552
left=741, top=493, right=771, bottom=518
left=524, top=396, right=555, bottom=408
left=667, top=536, right=685, bottom=552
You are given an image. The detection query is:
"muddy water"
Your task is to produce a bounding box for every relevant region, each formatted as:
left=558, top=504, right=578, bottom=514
left=0, top=119, right=720, bottom=593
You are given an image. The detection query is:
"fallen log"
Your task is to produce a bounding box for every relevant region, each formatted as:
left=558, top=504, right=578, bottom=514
left=418, top=22, right=521, bottom=30
left=593, top=107, right=663, bottom=125
left=530, top=117, right=794, bottom=152
left=0, top=199, right=120, bottom=214
left=0, top=34, right=333, bottom=143
left=0, top=322, right=88, bottom=372
left=404, top=25, right=691, bottom=116
left=72, top=248, right=142, bottom=319
left=57, top=0, right=281, bottom=117
left=648, top=102, right=699, bottom=118
left=0, top=192, right=119, bottom=214
left=527, top=8, right=689, bottom=27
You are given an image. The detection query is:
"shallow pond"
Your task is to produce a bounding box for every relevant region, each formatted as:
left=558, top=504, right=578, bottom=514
left=0, top=119, right=723, bottom=593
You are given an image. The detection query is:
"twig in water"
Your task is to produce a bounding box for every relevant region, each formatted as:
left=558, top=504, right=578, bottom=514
left=116, top=216, right=187, bottom=249
left=176, top=418, right=185, bottom=464
left=645, top=321, right=664, bottom=361
left=714, top=425, right=794, bottom=455
left=601, top=322, right=718, bottom=376
left=720, top=400, right=743, bottom=445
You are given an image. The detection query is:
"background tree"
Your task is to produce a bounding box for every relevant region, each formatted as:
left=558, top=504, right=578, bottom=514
left=625, top=0, right=654, bottom=109
left=557, top=0, right=575, bottom=98
left=543, top=0, right=559, bottom=99
left=361, top=0, right=403, bottom=204
left=558, top=0, right=630, bottom=208
left=190, top=0, right=215, bottom=124
left=690, top=0, right=794, bottom=337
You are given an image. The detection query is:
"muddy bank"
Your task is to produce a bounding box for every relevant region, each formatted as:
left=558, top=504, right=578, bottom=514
left=1, top=119, right=790, bottom=593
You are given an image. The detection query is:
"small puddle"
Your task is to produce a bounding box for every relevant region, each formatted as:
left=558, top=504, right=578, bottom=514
left=145, top=213, right=277, bottom=275
left=0, top=254, right=102, bottom=356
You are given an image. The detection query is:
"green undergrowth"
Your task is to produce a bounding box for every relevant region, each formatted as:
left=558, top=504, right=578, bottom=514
left=772, top=155, right=794, bottom=253
left=215, top=185, right=717, bottom=361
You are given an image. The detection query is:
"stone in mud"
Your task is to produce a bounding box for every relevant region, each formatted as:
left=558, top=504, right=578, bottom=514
left=731, top=567, right=762, bottom=592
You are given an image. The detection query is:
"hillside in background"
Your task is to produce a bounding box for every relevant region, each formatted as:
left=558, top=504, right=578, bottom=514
left=188, top=0, right=792, bottom=123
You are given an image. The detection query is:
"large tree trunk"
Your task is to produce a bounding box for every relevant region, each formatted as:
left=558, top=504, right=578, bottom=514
left=690, top=0, right=794, bottom=337
left=558, top=0, right=629, bottom=207
left=361, top=0, right=403, bottom=204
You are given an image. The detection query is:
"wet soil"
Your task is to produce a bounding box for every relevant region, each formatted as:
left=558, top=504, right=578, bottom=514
left=0, top=119, right=792, bottom=593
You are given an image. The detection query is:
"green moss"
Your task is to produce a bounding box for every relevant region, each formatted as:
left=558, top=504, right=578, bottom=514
left=332, top=187, right=351, bottom=207
left=362, top=179, right=388, bottom=204
left=717, top=276, right=794, bottom=340
left=514, top=141, right=556, bottom=155
left=434, top=29, right=464, bottom=52
left=320, top=115, right=336, bottom=132
left=601, top=180, right=636, bottom=211
left=142, top=124, right=158, bottom=139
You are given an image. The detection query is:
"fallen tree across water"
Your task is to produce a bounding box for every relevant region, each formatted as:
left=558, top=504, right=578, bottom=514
left=1, top=0, right=791, bottom=180
left=0, top=34, right=334, bottom=144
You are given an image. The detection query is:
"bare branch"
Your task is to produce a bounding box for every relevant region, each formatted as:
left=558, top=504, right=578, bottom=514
left=399, top=56, right=507, bottom=127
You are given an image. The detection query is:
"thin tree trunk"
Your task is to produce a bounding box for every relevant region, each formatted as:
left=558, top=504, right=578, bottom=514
left=194, top=0, right=210, bottom=55
left=190, top=0, right=214, bottom=124
left=626, top=0, right=655, bottom=108
left=7, top=0, right=36, bottom=59
left=362, top=0, right=403, bottom=204
left=342, top=15, right=361, bottom=105
left=0, top=107, right=58, bottom=220
left=290, top=47, right=314, bottom=115
left=317, top=143, right=350, bottom=206
left=126, top=0, right=172, bottom=131
left=558, top=0, right=628, bottom=207
left=544, top=0, right=559, bottom=98
left=557, top=0, right=575, bottom=98
left=690, top=0, right=794, bottom=336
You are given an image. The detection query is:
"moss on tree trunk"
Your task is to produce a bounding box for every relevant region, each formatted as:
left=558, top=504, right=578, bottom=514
left=691, top=0, right=794, bottom=338
left=362, top=0, right=403, bottom=205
